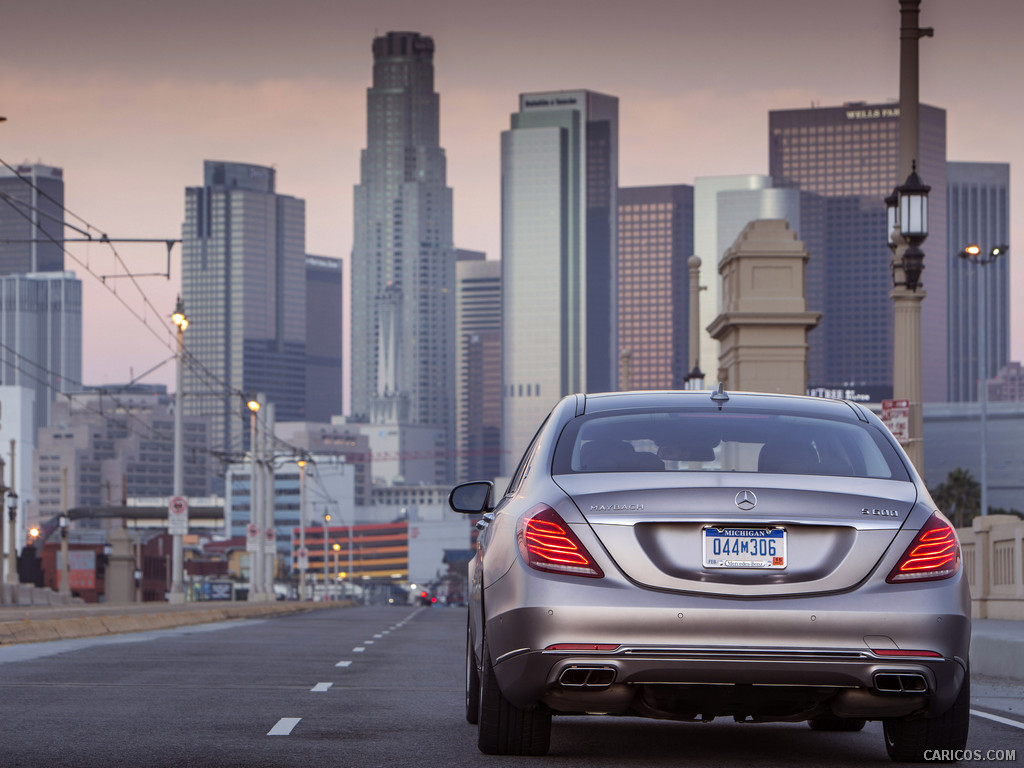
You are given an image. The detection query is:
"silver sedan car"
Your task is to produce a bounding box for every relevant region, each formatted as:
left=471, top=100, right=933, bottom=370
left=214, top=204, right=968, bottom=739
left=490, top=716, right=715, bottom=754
left=449, top=389, right=970, bottom=760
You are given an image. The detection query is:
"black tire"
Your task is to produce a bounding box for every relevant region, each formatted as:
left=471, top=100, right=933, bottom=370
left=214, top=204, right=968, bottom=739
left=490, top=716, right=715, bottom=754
left=465, top=618, right=480, bottom=725
left=477, top=637, right=551, bottom=755
left=808, top=713, right=866, bottom=732
left=883, top=670, right=970, bottom=762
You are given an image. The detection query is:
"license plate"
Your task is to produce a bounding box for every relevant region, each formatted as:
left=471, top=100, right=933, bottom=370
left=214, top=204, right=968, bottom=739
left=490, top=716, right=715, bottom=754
left=702, top=526, right=787, bottom=569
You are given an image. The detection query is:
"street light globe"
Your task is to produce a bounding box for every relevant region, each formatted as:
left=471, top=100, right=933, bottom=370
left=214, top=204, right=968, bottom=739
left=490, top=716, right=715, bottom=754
left=171, top=296, right=189, bottom=331
left=247, top=399, right=261, bottom=413
left=333, top=543, right=341, bottom=551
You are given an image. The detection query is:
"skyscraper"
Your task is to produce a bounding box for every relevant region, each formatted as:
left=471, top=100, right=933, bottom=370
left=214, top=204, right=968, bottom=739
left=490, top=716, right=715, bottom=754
left=617, top=185, right=693, bottom=390
left=0, top=163, right=65, bottom=274
left=305, top=254, right=344, bottom=421
left=501, top=90, right=618, bottom=470
left=455, top=250, right=501, bottom=483
left=0, top=271, right=82, bottom=431
left=181, top=161, right=306, bottom=466
left=769, top=102, right=948, bottom=402
left=350, top=31, right=455, bottom=484
left=946, top=162, right=1010, bottom=402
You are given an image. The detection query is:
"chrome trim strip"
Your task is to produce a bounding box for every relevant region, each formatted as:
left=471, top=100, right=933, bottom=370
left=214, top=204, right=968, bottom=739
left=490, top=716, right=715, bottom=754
left=495, top=647, right=532, bottom=665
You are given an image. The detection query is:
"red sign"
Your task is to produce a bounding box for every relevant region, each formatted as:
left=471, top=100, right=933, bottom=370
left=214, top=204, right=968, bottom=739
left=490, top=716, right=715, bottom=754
left=881, top=399, right=910, bottom=442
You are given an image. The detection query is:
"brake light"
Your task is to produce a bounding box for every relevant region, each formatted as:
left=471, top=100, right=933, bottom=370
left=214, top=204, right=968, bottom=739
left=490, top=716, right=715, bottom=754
left=871, top=648, right=942, bottom=658
left=886, top=512, right=960, bottom=583
left=517, top=504, right=604, bottom=578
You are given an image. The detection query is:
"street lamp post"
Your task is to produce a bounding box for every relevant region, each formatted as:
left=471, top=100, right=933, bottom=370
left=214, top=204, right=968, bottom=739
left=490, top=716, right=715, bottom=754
left=247, top=397, right=263, bottom=600
left=888, top=0, right=933, bottom=473
left=958, top=245, right=1008, bottom=518
left=5, top=439, right=17, bottom=585
left=261, top=402, right=276, bottom=600
left=684, top=255, right=706, bottom=391
left=169, top=297, right=189, bottom=603
left=297, top=458, right=308, bottom=600
left=332, top=543, right=341, bottom=600
left=7, top=491, right=18, bottom=585
left=322, top=512, right=331, bottom=599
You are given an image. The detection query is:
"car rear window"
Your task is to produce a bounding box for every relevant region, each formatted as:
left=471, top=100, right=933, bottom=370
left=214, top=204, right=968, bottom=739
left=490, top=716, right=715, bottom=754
left=552, top=409, right=910, bottom=480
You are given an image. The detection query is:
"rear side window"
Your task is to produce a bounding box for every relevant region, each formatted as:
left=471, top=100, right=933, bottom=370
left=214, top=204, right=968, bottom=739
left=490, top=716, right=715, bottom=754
left=552, top=409, right=910, bottom=481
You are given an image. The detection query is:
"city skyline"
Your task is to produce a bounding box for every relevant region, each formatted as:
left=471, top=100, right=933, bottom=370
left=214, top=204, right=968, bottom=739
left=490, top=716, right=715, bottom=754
left=2, top=0, right=1022, bottom=399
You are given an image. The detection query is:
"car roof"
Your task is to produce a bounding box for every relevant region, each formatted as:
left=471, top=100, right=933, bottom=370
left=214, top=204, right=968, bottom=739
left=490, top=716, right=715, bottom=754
left=579, top=390, right=866, bottom=423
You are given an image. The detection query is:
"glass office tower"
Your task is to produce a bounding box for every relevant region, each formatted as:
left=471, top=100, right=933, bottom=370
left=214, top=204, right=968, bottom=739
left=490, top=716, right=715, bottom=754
left=0, top=164, right=65, bottom=275
left=350, top=31, right=455, bottom=484
left=769, top=102, right=948, bottom=402
left=501, top=90, right=618, bottom=471
left=305, top=254, right=344, bottom=422
left=0, top=272, right=82, bottom=431
left=946, top=162, right=1010, bottom=403
left=617, top=185, right=693, bottom=390
left=455, top=251, right=501, bottom=483
left=182, top=161, right=306, bottom=467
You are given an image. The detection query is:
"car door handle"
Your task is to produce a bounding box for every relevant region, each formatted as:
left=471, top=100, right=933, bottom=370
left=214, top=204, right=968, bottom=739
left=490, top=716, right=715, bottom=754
left=475, top=512, right=495, bottom=530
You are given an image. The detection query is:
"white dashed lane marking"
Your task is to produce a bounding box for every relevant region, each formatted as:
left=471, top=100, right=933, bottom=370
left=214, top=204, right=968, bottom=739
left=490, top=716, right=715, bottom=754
left=267, top=717, right=301, bottom=736
left=353, top=647, right=365, bottom=653
left=335, top=660, right=352, bottom=668
left=310, top=683, right=333, bottom=692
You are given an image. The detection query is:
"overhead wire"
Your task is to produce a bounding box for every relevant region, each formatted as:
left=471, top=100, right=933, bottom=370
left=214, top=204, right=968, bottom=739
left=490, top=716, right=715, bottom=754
left=0, top=157, right=314, bottom=465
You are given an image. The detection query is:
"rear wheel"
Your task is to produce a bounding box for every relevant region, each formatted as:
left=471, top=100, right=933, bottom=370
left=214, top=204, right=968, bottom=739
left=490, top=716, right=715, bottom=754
left=808, top=713, right=866, bottom=732
left=883, top=670, right=970, bottom=762
left=477, top=637, right=551, bottom=755
left=465, top=618, right=480, bottom=724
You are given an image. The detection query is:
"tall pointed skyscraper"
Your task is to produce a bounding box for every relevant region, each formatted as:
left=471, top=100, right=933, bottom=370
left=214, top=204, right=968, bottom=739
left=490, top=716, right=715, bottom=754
left=350, top=31, right=455, bottom=482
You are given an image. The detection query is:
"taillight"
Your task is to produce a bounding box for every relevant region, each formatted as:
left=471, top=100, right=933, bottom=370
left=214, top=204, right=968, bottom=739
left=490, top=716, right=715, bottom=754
left=886, top=512, right=960, bottom=583
left=517, top=504, right=604, bottom=578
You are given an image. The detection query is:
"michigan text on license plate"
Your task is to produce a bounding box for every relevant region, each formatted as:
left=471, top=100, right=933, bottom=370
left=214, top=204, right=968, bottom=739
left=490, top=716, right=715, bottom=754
left=702, top=527, right=787, bottom=569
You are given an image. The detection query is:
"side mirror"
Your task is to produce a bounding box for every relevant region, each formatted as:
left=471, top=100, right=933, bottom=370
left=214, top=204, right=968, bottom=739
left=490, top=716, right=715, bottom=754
left=448, top=481, right=493, bottom=514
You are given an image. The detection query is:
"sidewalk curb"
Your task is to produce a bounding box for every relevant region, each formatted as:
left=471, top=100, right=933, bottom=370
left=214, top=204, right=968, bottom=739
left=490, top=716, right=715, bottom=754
left=0, top=602, right=346, bottom=646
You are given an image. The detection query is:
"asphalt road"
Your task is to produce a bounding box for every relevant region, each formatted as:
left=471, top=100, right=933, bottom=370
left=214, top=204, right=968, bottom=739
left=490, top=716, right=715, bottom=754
left=0, top=605, right=1020, bottom=767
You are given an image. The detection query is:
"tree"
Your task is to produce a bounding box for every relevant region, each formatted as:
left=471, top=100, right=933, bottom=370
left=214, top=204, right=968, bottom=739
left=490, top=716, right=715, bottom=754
left=930, top=468, right=980, bottom=529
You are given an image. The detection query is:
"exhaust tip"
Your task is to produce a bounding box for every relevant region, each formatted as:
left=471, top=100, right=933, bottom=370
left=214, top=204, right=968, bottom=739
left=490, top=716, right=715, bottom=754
left=558, top=665, right=616, bottom=688
left=874, top=672, right=928, bottom=693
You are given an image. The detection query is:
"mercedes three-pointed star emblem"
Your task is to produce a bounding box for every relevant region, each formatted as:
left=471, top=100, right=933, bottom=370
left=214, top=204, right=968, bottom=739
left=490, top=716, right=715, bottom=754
left=735, top=490, right=758, bottom=511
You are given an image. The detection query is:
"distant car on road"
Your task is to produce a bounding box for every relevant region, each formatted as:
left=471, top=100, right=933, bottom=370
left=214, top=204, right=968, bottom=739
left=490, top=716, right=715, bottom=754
left=450, top=389, right=970, bottom=760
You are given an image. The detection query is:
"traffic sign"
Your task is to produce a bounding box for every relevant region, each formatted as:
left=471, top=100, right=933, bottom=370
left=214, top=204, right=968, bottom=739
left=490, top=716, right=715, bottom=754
left=246, top=523, right=260, bottom=553
left=881, top=399, right=910, bottom=443
left=168, top=495, right=189, bottom=535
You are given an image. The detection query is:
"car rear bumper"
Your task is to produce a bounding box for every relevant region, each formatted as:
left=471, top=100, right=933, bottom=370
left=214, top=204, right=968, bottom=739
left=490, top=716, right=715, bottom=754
left=482, top=570, right=971, bottom=718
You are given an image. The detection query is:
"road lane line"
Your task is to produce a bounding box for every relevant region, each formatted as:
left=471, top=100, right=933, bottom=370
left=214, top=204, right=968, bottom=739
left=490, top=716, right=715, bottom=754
left=373, top=634, right=383, bottom=638
left=971, top=709, right=1024, bottom=730
left=310, top=682, right=333, bottom=692
left=364, top=640, right=375, bottom=644
left=267, top=717, right=301, bottom=736
left=335, top=660, right=352, bottom=667
left=353, top=646, right=365, bottom=652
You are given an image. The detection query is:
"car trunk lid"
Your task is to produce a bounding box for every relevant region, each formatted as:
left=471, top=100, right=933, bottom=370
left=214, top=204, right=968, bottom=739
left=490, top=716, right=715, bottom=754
left=554, top=472, right=917, bottom=597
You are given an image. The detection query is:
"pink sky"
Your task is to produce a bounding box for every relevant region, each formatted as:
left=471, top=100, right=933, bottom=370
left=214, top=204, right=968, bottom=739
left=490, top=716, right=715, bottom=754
left=2, top=0, right=1021, bottom=402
